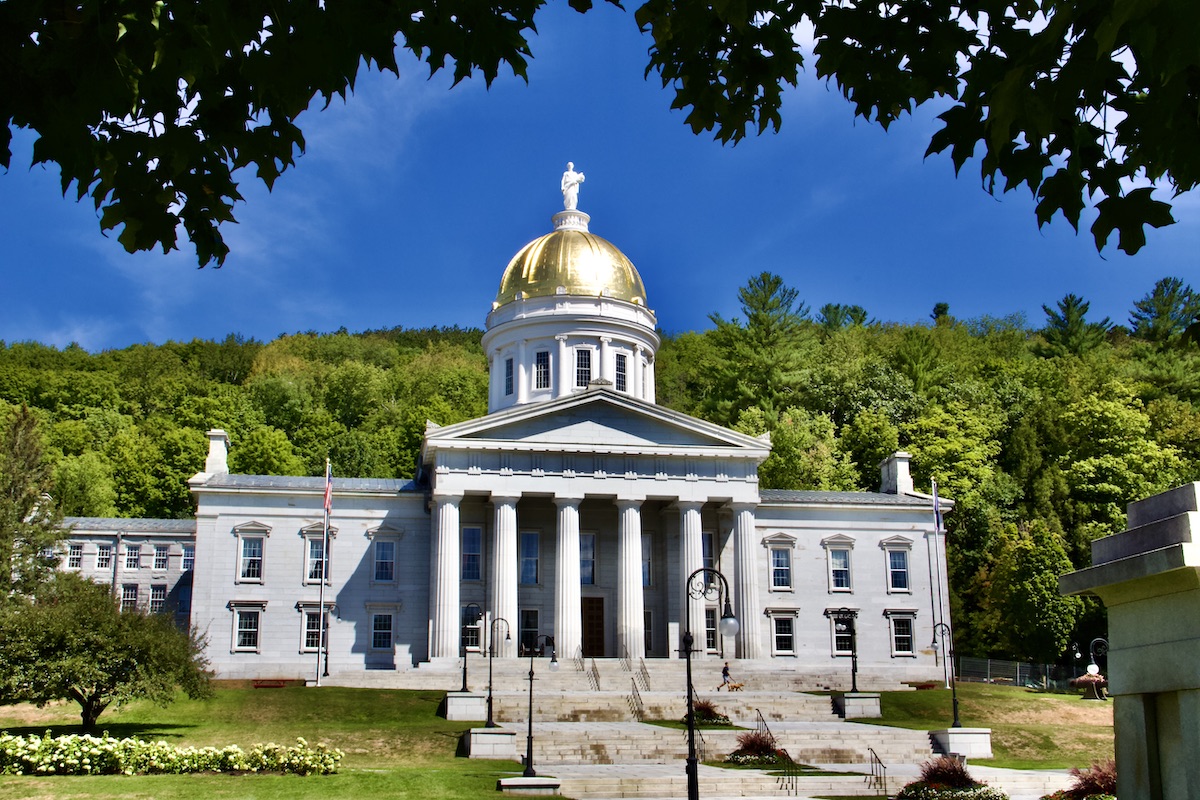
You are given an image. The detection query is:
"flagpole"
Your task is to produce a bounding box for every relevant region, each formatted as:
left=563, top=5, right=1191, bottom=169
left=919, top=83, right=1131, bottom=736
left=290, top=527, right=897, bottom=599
left=317, top=458, right=331, bottom=687
left=931, top=480, right=949, bottom=688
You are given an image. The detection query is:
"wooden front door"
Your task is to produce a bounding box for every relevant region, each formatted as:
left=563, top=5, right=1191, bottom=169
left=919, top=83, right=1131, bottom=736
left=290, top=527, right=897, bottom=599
left=581, top=597, right=605, bottom=657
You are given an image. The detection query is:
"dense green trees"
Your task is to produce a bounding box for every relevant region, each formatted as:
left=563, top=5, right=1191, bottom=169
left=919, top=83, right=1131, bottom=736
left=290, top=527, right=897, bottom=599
left=1, top=285, right=1197, bottom=662
left=0, top=405, right=65, bottom=595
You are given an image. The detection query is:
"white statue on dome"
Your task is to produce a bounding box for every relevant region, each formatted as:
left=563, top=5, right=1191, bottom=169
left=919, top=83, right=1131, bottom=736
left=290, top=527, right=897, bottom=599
left=561, top=162, right=585, bottom=210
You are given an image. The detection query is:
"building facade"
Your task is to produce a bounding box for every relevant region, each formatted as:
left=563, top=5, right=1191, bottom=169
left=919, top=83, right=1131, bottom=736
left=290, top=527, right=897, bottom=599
left=64, top=178, right=953, bottom=686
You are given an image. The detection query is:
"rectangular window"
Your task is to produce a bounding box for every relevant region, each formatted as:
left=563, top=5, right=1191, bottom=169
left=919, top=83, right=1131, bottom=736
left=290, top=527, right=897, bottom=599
left=535, top=351, right=550, bottom=389
left=892, top=616, right=915, bottom=655
left=520, top=532, right=539, bottom=584
left=580, top=533, right=596, bottom=585
left=519, top=609, right=539, bottom=654
left=644, top=610, right=653, bottom=655
left=504, top=357, right=514, bottom=395
left=774, top=617, right=795, bottom=654
left=121, top=584, right=138, bottom=612
left=96, top=545, right=112, bottom=570
left=178, top=585, right=192, bottom=613
left=772, top=548, right=792, bottom=589
left=575, top=349, right=592, bottom=388
left=888, top=550, right=910, bottom=591
left=374, top=540, right=396, bottom=582
left=461, top=527, right=482, bottom=581
left=67, top=543, right=83, bottom=569
left=615, top=354, right=627, bottom=392
left=125, top=545, right=141, bottom=569
left=462, top=607, right=481, bottom=649
left=830, top=548, right=851, bottom=591
left=704, top=608, right=717, bottom=652
left=182, top=545, right=195, bottom=572
left=240, top=537, right=264, bottom=581
left=304, top=611, right=324, bottom=651
left=236, top=610, right=260, bottom=650
left=154, top=545, right=169, bottom=571
left=372, top=613, right=393, bottom=650
left=702, top=532, right=715, bottom=572
left=641, top=532, right=653, bottom=587
left=306, top=538, right=327, bottom=583
left=150, top=584, right=167, bottom=614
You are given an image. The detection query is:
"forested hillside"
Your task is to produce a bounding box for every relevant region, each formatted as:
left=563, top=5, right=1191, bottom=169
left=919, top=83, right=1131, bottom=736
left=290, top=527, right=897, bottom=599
left=2, top=276, right=1198, bottom=662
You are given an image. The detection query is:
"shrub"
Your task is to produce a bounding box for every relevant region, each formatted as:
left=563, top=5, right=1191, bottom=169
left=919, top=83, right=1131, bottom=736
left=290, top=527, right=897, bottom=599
left=1039, top=760, right=1117, bottom=799
left=895, top=757, right=1009, bottom=800
left=1068, top=674, right=1107, bottom=689
left=0, top=732, right=343, bottom=776
left=686, top=699, right=731, bottom=726
left=723, top=730, right=794, bottom=766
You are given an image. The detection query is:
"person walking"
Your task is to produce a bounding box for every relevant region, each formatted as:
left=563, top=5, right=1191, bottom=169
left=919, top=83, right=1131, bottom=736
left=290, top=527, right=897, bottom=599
left=717, top=662, right=732, bottom=691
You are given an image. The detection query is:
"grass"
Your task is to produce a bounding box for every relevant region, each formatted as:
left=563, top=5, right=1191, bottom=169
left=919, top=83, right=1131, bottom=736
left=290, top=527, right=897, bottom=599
left=0, top=681, right=1115, bottom=798
left=861, top=681, right=1114, bottom=769
left=0, top=687, right=521, bottom=799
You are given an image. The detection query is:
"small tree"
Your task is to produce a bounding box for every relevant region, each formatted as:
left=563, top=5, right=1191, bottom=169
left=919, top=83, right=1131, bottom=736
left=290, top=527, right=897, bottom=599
left=0, top=406, right=65, bottom=596
left=0, top=573, right=212, bottom=731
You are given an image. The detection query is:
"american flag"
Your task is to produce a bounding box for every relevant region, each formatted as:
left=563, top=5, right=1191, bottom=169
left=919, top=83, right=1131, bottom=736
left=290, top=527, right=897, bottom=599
left=323, top=459, right=332, bottom=514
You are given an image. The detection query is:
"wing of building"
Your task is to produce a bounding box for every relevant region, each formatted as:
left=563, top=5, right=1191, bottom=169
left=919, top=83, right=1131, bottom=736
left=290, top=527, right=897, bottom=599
left=61, top=178, right=953, bottom=687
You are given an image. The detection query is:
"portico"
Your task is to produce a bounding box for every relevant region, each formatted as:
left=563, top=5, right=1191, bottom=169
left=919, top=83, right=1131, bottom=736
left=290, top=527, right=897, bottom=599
left=422, top=387, right=770, bottom=664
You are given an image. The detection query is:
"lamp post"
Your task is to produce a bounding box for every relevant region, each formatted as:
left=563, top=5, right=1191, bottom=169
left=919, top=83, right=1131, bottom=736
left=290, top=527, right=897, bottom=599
left=1088, top=637, right=1109, bottom=673
left=826, top=608, right=859, bottom=693
left=931, top=621, right=962, bottom=728
left=682, top=567, right=739, bottom=800
left=486, top=617, right=511, bottom=728
left=460, top=603, right=482, bottom=693
left=523, top=634, right=558, bottom=778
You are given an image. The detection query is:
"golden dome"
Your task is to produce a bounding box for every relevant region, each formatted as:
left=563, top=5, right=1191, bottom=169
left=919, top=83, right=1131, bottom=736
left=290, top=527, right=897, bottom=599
left=495, top=228, right=647, bottom=308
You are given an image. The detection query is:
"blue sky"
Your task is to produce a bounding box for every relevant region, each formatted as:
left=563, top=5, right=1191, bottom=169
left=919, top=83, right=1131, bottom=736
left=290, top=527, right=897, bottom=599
left=2, top=4, right=1197, bottom=352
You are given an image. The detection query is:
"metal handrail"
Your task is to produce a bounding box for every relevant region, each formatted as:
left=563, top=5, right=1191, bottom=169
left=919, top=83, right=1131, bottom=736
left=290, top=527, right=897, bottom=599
left=573, top=645, right=585, bottom=674
left=867, top=747, right=888, bottom=799
left=755, top=709, right=778, bottom=746
left=629, top=677, right=644, bottom=721
left=619, top=645, right=631, bottom=673
left=636, top=658, right=651, bottom=692
left=588, top=657, right=601, bottom=691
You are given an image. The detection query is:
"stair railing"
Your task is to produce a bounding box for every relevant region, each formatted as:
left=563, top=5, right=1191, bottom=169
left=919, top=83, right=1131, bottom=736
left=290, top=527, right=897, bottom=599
left=629, top=677, right=645, bottom=721
left=573, top=645, right=585, bottom=674
left=757, top=709, right=800, bottom=796
left=867, top=747, right=888, bottom=799
left=636, top=658, right=651, bottom=692
left=587, top=657, right=601, bottom=691
left=619, top=645, right=631, bottom=673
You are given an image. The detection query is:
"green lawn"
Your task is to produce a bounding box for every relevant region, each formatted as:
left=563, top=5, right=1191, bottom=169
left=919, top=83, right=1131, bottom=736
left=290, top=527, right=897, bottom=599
left=860, top=682, right=1114, bottom=769
left=0, top=682, right=1114, bottom=798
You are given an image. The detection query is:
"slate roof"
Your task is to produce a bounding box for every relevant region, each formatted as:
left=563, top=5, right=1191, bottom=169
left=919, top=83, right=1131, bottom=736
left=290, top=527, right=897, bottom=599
left=759, top=489, right=934, bottom=507
left=63, top=517, right=197, bottom=533
left=201, top=474, right=420, bottom=493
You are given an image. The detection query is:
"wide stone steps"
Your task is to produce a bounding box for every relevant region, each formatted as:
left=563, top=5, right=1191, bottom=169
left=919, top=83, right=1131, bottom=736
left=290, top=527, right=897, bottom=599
left=499, top=722, right=934, bottom=766
left=487, top=689, right=835, bottom=725
left=547, top=764, right=903, bottom=799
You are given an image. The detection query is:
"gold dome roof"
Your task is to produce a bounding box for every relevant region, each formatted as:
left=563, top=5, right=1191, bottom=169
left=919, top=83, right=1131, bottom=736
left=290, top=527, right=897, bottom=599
left=495, top=228, right=647, bottom=308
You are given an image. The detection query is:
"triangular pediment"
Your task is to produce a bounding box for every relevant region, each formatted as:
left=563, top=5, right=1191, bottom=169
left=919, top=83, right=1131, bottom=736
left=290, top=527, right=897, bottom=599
left=422, top=389, right=769, bottom=461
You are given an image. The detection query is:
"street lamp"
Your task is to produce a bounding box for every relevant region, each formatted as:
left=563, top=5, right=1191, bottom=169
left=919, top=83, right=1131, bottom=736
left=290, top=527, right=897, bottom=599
left=682, top=567, right=738, bottom=800
left=486, top=617, right=511, bottom=728
left=1088, top=637, right=1109, bottom=675
left=825, top=608, right=860, bottom=693
left=460, top=603, right=482, bottom=693
left=523, top=634, right=558, bottom=778
left=931, top=621, right=962, bottom=728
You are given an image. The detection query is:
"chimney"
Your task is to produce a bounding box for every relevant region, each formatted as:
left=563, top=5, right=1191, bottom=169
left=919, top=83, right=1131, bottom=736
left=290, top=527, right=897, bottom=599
left=879, top=451, right=914, bottom=495
left=205, top=429, right=230, bottom=474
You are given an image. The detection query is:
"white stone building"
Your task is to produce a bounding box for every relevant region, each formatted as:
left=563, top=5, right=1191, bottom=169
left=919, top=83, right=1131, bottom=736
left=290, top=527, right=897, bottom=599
left=177, top=185, right=950, bottom=681
left=64, top=183, right=953, bottom=686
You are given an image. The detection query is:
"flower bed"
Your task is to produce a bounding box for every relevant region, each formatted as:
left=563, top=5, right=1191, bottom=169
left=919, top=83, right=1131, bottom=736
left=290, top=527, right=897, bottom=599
left=0, top=732, right=343, bottom=776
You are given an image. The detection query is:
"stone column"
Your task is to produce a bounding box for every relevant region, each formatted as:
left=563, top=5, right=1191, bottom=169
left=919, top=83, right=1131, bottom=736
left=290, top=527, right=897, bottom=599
left=516, top=340, right=529, bottom=404
left=490, top=495, right=520, bottom=659
left=730, top=502, right=762, bottom=659
left=556, top=335, right=569, bottom=399
left=679, top=501, right=706, bottom=659
left=430, top=492, right=462, bottom=659
left=634, top=346, right=645, bottom=402
left=617, top=498, right=646, bottom=661
left=554, top=497, right=583, bottom=659
left=646, top=357, right=657, bottom=404
left=599, top=337, right=612, bottom=384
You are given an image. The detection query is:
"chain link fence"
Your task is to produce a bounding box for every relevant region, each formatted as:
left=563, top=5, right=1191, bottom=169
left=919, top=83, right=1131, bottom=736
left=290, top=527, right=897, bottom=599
left=956, top=656, right=1091, bottom=691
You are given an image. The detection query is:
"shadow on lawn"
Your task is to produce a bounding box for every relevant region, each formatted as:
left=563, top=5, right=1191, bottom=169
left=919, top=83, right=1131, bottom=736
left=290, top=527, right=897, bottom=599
left=0, top=722, right=198, bottom=740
